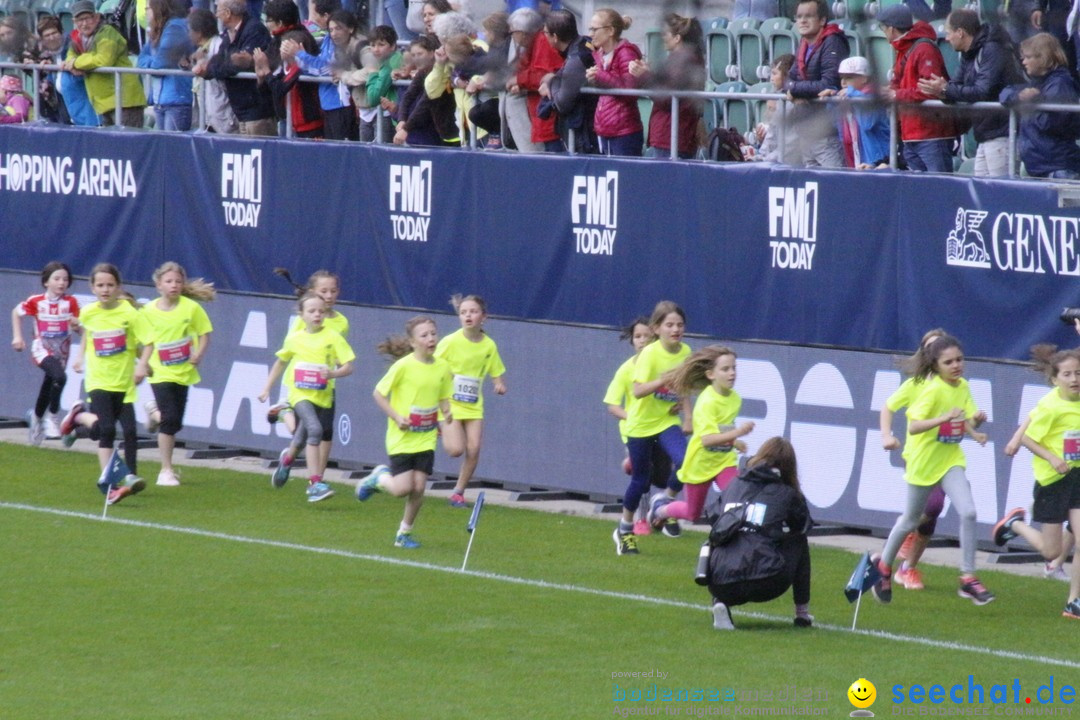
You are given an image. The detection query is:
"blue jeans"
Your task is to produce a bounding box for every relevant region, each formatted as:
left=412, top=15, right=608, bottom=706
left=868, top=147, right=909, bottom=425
left=383, top=0, right=416, bottom=41
left=155, top=104, right=192, bottom=132
left=902, top=139, right=954, bottom=173
left=600, top=130, right=643, bottom=157
left=624, top=425, right=686, bottom=512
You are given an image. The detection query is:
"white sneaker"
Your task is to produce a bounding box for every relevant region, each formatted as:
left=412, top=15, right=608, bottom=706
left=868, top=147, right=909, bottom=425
left=144, top=400, right=160, bottom=434
left=156, top=469, right=180, bottom=487
left=712, top=602, right=735, bottom=630
left=44, top=413, right=62, bottom=439
left=1045, top=563, right=1069, bottom=582
left=27, top=414, right=44, bottom=446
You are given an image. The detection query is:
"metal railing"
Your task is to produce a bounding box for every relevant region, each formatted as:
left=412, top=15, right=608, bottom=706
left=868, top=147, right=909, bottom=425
left=2, top=59, right=1075, bottom=180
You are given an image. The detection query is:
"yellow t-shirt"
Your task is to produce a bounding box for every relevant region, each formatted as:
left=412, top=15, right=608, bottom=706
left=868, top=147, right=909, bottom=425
left=292, top=310, right=349, bottom=339
left=602, top=355, right=639, bottom=444
left=624, top=340, right=691, bottom=438
left=886, top=376, right=928, bottom=412
left=80, top=301, right=151, bottom=394
left=678, top=385, right=742, bottom=485
left=375, top=354, right=452, bottom=455
left=141, top=296, right=213, bottom=386
left=434, top=329, right=506, bottom=420
left=276, top=327, right=356, bottom=409
left=902, top=374, right=978, bottom=486
left=1025, top=388, right=1080, bottom=486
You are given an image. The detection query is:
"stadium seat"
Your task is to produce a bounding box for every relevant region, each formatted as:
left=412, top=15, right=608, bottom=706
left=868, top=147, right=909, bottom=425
left=956, top=156, right=975, bottom=174
left=747, top=80, right=775, bottom=126
left=733, top=0, right=780, bottom=20
left=730, top=17, right=766, bottom=84
left=834, top=0, right=872, bottom=21
left=716, top=80, right=752, bottom=134
left=645, top=29, right=668, bottom=65
left=760, top=17, right=798, bottom=66
left=638, top=97, right=652, bottom=131
left=860, top=24, right=895, bottom=85
left=704, top=16, right=728, bottom=32
left=53, top=0, right=74, bottom=32
left=931, top=19, right=960, bottom=76
left=5, top=0, right=32, bottom=31
left=708, top=25, right=738, bottom=85
left=29, top=0, right=54, bottom=23
left=837, top=18, right=862, bottom=56
left=864, top=0, right=904, bottom=18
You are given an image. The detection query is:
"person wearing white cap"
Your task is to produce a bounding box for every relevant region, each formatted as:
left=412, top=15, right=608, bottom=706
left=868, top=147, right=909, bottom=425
left=60, top=0, right=146, bottom=127
left=820, top=56, right=890, bottom=168
left=878, top=3, right=956, bottom=172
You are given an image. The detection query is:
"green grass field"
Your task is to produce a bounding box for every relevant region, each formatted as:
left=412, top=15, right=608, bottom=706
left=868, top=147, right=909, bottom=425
left=1, top=442, right=1077, bottom=719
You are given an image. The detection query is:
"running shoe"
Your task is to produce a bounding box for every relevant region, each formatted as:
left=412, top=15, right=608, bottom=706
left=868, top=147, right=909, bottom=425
left=613, top=526, right=639, bottom=555
left=355, top=464, right=388, bottom=501
left=306, top=481, right=335, bottom=503
left=156, top=469, right=180, bottom=487
left=266, top=401, right=292, bottom=424
left=106, top=485, right=132, bottom=506
left=1063, top=598, right=1080, bottom=619
left=632, top=519, right=652, bottom=536
left=895, top=565, right=924, bottom=590
left=59, top=401, right=84, bottom=437
left=871, top=555, right=892, bottom=604
left=896, top=532, right=917, bottom=561
left=394, top=533, right=421, bottom=549
left=144, top=400, right=160, bottom=433
left=647, top=493, right=672, bottom=529
left=992, top=507, right=1025, bottom=546
left=794, top=612, right=814, bottom=628
left=661, top=518, right=681, bottom=538
left=712, top=602, right=734, bottom=630
left=44, top=413, right=62, bottom=439
left=271, top=449, right=293, bottom=488
left=28, top=414, right=44, bottom=446
left=124, top=474, right=146, bottom=495
left=1045, top=563, right=1069, bottom=582
left=448, top=493, right=468, bottom=508
left=958, top=576, right=995, bottom=605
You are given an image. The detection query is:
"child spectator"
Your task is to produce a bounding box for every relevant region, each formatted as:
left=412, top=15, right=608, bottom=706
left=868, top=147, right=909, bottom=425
left=339, top=24, right=401, bottom=143
left=255, top=0, right=323, bottom=138
left=749, top=54, right=795, bottom=162
left=0, top=75, right=32, bottom=123
left=393, top=35, right=458, bottom=147
left=821, top=55, right=889, bottom=169
left=188, top=8, right=239, bottom=134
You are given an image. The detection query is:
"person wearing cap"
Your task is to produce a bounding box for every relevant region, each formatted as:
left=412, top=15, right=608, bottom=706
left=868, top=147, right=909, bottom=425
left=878, top=3, right=956, bottom=172
left=917, top=9, right=1023, bottom=177
left=785, top=0, right=849, bottom=167
left=60, top=0, right=146, bottom=127
left=192, top=0, right=276, bottom=136
left=821, top=56, right=890, bottom=168
left=0, top=75, right=32, bottom=123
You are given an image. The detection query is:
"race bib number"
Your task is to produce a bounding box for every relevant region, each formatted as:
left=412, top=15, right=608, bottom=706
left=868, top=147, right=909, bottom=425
left=92, top=329, right=126, bottom=357
left=707, top=424, right=735, bottom=453
left=1063, top=431, right=1080, bottom=462
left=157, top=338, right=192, bottom=366
left=293, top=362, right=329, bottom=390
left=408, top=405, right=438, bottom=433
left=653, top=385, right=678, bottom=403
left=452, top=374, right=480, bottom=404
left=36, top=314, right=70, bottom=339
left=937, top=419, right=965, bottom=444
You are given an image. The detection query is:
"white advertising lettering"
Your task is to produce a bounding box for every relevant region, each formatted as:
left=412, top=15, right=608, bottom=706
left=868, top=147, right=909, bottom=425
left=389, top=160, right=432, bottom=242
left=221, top=150, right=263, bottom=228
left=947, top=206, right=1080, bottom=276
left=570, top=171, right=618, bottom=255
left=0, top=153, right=135, bottom=197
left=767, top=182, right=818, bottom=270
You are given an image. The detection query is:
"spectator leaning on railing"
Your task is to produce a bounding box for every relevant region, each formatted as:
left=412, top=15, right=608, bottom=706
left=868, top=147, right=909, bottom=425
left=918, top=9, right=1023, bottom=177
left=61, top=0, right=146, bottom=128
left=138, top=0, right=195, bottom=132
left=785, top=0, right=848, bottom=168
left=188, top=8, right=240, bottom=134
left=29, top=15, right=67, bottom=123
left=193, top=0, right=276, bottom=137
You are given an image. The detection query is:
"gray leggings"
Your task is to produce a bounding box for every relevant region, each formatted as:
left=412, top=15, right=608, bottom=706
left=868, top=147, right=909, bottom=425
left=881, top=466, right=977, bottom=575
left=291, top=400, right=333, bottom=450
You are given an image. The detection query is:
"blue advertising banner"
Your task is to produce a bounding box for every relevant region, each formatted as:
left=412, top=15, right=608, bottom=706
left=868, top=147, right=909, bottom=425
left=2, top=125, right=1078, bottom=359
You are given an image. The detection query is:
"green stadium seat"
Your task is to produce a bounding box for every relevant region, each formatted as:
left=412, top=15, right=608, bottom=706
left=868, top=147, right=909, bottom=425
left=730, top=17, right=766, bottom=84
left=29, top=0, right=54, bottom=23
left=708, top=26, right=737, bottom=85
left=865, top=0, right=904, bottom=18
left=931, top=19, right=960, bottom=77
left=705, top=16, right=729, bottom=32
left=5, top=0, right=32, bottom=31
left=860, top=24, right=895, bottom=85
left=747, top=81, right=775, bottom=125
left=760, top=17, right=798, bottom=66
left=53, top=0, right=75, bottom=32
left=716, top=80, right=752, bottom=135
left=645, top=29, right=668, bottom=65
left=638, top=97, right=652, bottom=131
left=838, top=19, right=862, bottom=56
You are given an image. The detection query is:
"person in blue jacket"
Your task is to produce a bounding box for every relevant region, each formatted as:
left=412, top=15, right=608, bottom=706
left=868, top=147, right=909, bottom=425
left=1000, top=32, right=1080, bottom=179
left=139, top=0, right=195, bottom=131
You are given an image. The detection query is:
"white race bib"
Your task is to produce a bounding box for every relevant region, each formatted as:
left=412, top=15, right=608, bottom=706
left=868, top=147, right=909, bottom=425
left=452, top=374, right=481, bottom=404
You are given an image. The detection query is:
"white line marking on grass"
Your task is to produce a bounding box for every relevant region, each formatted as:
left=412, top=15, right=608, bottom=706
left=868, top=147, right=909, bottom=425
left=6, top=501, right=1080, bottom=671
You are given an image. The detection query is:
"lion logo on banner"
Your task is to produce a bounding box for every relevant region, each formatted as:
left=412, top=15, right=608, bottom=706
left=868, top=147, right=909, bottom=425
left=946, top=208, right=991, bottom=268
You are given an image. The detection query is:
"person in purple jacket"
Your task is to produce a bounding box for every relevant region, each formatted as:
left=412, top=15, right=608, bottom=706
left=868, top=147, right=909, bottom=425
left=584, top=8, right=643, bottom=157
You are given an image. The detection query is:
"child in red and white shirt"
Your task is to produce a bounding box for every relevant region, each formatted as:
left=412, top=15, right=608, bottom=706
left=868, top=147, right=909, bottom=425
left=10, top=261, right=81, bottom=444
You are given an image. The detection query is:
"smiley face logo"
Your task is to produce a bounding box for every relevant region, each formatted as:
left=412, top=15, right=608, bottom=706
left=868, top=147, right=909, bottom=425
left=848, top=678, right=876, bottom=709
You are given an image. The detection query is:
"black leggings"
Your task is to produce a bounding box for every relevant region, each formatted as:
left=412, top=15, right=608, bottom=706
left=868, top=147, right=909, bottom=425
left=34, top=356, right=67, bottom=417
left=150, top=382, right=189, bottom=436
left=88, top=389, right=138, bottom=473
left=709, top=537, right=811, bottom=607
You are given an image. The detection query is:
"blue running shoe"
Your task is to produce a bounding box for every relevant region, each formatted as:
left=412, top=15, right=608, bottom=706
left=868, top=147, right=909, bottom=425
left=356, top=464, right=388, bottom=501
left=271, top=449, right=293, bottom=488
left=394, top=532, right=420, bottom=549
left=306, top=481, right=335, bottom=503
left=124, top=474, right=146, bottom=495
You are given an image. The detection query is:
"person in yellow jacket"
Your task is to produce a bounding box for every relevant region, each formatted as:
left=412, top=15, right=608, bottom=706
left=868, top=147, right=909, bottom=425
left=61, top=0, right=145, bottom=127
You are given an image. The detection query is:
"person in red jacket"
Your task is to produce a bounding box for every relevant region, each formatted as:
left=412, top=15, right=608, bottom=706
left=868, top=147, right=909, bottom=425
left=509, top=8, right=565, bottom=152
left=584, top=9, right=643, bottom=156
left=878, top=4, right=956, bottom=172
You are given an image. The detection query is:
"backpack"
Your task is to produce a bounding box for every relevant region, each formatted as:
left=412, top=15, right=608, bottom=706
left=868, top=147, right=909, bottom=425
left=706, top=126, right=747, bottom=162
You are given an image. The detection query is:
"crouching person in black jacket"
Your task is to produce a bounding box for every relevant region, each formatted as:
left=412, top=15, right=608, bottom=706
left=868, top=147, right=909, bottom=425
left=706, top=437, right=813, bottom=630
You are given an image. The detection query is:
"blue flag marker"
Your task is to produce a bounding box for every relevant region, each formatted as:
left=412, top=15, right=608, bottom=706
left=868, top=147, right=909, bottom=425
left=97, top=448, right=131, bottom=495
left=461, top=491, right=487, bottom=571
left=467, top=491, right=486, bottom=533
left=845, top=551, right=883, bottom=630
